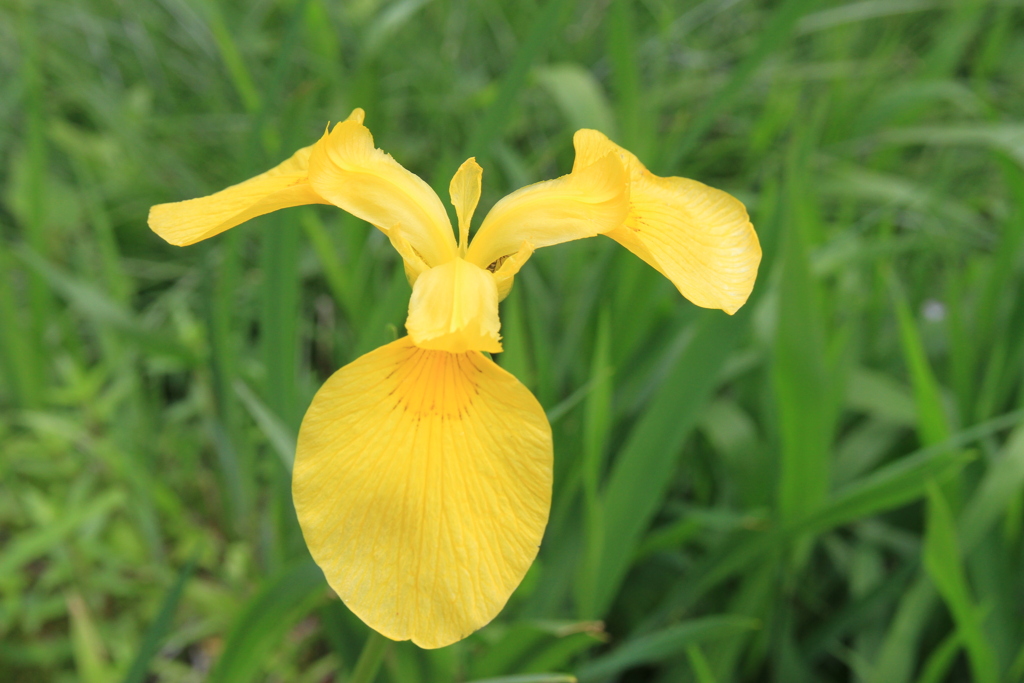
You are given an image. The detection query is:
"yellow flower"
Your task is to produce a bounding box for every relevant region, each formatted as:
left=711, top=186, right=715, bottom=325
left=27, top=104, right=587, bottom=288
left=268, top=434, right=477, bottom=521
left=148, top=108, right=761, bottom=648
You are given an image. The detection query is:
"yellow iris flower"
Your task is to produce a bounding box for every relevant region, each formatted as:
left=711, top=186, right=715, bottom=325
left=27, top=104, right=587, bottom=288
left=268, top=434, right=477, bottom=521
left=148, top=108, right=761, bottom=648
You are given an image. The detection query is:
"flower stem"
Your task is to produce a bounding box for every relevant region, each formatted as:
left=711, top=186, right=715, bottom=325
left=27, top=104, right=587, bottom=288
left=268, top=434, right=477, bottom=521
left=349, top=630, right=389, bottom=683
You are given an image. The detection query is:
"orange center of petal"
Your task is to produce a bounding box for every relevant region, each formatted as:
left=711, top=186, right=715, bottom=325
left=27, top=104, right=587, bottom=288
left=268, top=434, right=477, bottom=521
left=389, top=346, right=481, bottom=419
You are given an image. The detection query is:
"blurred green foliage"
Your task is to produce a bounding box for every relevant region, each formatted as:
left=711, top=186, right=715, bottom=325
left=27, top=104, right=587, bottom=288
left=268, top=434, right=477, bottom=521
left=2, top=0, right=1024, bottom=681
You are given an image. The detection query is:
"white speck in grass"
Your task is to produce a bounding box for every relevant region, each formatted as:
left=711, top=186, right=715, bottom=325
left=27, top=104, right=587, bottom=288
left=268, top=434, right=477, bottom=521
left=922, top=299, right=946, bottom=322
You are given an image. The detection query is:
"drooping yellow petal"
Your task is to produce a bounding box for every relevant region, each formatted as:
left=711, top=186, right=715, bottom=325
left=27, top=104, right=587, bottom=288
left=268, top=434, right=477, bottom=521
left=465, top=151, right=629, bottom=271
left=405, top=258, right=502, bottom=353
left=308, top=116, right=457, bottom=267
left=293, top=337, right=552, bottom=648
left=450, top=158, right=483, bottom=255
left=148, top=145, right=326, bottom=247
left=572, top=129, right=761, bottom=314
left=147, top=109, right=366, bottom=247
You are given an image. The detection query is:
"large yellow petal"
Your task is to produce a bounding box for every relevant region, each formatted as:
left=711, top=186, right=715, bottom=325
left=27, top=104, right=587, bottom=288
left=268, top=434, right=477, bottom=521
left=148, top=144, right=328, bottom=247
left=465, top=151, right=630, bottom=270
left=405, top=258, right=502, bottom=353
left=573, top=129, right=761, bottom=314
left=308, top=117, right=457, bottom=267
left=293, top=337, right=552, bottom=648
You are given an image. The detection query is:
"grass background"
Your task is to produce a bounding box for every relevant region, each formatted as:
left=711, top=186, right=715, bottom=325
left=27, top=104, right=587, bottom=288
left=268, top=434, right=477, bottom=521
left=2, top=0, right=1024, bottom=681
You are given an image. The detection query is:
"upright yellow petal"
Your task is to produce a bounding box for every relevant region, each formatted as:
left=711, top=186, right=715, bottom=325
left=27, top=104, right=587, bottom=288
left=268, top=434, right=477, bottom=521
left=572, top=129, right=761, bottom=314
left=293, top=337, right=552, bottom=648
left=148, top=144, right=327, bottom=247
left=308, top=117, right=457, bottom=267
left=405, top=258, right=502, bottom=353
left=450, top=158, right=483, bottom=254
left=465, top=151, right=630, bottom=271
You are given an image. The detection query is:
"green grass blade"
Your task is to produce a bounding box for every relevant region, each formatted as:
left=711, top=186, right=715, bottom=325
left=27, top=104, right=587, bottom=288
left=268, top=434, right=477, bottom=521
left=234, top=379, right=296, bottom=472
left=870, top=414, right=1024, bottom=683
left=536, top=63, right=616, bottom=137
left=15, top=246, right=195, bottom=363
left=203, top=230, right=257, bottom=536
left=348, top=631, right=390, bottom=683
left=923, top=483, right=998, bottom=683
left=302, top=209, right=357, bottom=323
left=15, top=2, right=52, bottom=373
left=591, top=308, right=748, bottom=616
left=774, top=182, right=833, bottom=524
left=869, top=579, right=937, bottom=683
left=798, top=446, right=973, bottom=539
left=363, top=0, right=435, bottom=59
left=914, top=630, right=962, bottom=683
left=889, top=271, right=951, bottom=446
left=959, top=425, right=1024, bottom=551
left=66, top=592, right=114, bottom=683
left=678, top=411, right=1019, bottom=612
left=660, top=0, right=817, bottom=170
left=0, top=243, right=41, bottom=407
left=463, top=0, right=575, bottom=162
left=522, top=631, right=605, bottom=675
left=468, top=676, right=577, bottom=683
left=797, top=0, right=938, bottom=34
left=188, top=0, right=261, bottom=113
left=260, top=215, right=302, bottom=428
left=605, top=0, right=644, bottom=154
left=121, top=556, right=198, bottom=683
left=207, top=560, right=326, bottom=683
left=576, top=308, right=612, bottom=619
left=0, top=490, right=124, bottom=578
left=575, top=616, right=759, bottom=682
left=498, top=284, right=535, bottom=391
left=923, top=0, right=987, bottom=78
left=686, top=644, right=718, bottom=683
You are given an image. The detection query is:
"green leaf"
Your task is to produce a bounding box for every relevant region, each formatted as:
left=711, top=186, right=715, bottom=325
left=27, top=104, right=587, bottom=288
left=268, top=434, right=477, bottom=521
left=576, top=308, right=612, bottom=618
left=464, top=0, right=575, bottom=161
left=260, top=215, right=302, bottom=428
left=363, top=0, right=435, bottom=58
left=606, top=0, right=645, bottom=154
left=575, top=616, right=759, bottom=681
left=0, top=490, right=124, bottom=579
left=686, top=644, right=718, bottom=683
left=774, top=185, right=833, bottom=524
left=889, top=272, right=951, bottom=446
left=15, top=246, right=195, bottom=364
left=914, top=630, right=962, bottom=683
left=207, top=560, right=326, bottom=683
left=876, top=124, right=1024, bottom=171
left=121, top=557, right=198, bottom=683
left=592, top=309, right=747, bottom=615
left=67, top=592, right=114, bottom=683
left=845, top=366, right=917, bottom=426
left=468, top=676, right=577, bottom=683
left=959, top=425, right=1024, bottom=551
left=923, top=484, right=998, bottom=683
left=661, top=0, right=819, bottom=168
left=535, top=63, right=616, bottom=137
left=234, top=379, right=296, bottom=472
